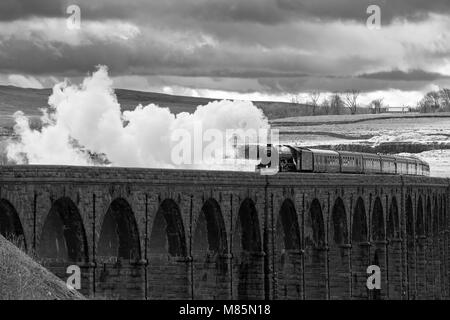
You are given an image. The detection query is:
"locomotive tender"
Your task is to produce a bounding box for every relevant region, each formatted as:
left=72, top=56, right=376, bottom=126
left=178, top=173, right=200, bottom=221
left=271, top=145, right=430, bottom=176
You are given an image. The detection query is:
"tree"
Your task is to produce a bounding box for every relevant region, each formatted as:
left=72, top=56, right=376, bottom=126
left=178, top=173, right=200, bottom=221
left=439, top=88, right=450, bottom=111
left=308, top=91, right=321, bottom=115
left=343, top=90, right=360, bottom=115
left=418, top=91, right=441, bottom=113
left=320, top=99, right=331, bottom=115
left=369, top=98, right=384, bottom=114
left=330, top=93, right=344, bottom=115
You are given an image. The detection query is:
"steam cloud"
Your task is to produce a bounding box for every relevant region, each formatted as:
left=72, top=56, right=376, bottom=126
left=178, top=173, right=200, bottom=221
left=6, top=66, right=269, bottom=170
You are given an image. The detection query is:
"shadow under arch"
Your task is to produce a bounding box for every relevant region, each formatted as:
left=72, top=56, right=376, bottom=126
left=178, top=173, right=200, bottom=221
left=193, top=198, right=227, bottom=255
left=406, top=196, right=414, bottom=240
left=307, top=199, right=325, bottom=248
left=437, top=195, right=446, bottom=296
left=96, top=198, right=143, bottom=299
left=192, top=198, right=228, bottom=299
left=423, top=196, right=435, bottom=299
left=371, top=197, right=385, bottom=300
left=148, top=198, right=188, bottom=299
left=236, top=198, right=261, bottom=252
left=387, top=197, right=400, bottom=239
left=149, top=199, right=187, bottom=257
left=332, top=198, right=348, bottom=245
left=416, top=196, right=425, bottom=237
left=329, top=197, right=349, bottom=299
left=372, top=197, right=385, bottom=241
left=443, top=197, right=448, bottom=231
left=275, top=199, right=301, bottom=300
left=233, top=198, right=263, bottom=300
left=386, top=196, right=402, bottom=298
left=0, top=199, right=26, bottom=251
left=38, top=197, right=88, bottom=263
left=405, top=195, right=416, bottom=299
left=304, top=198, right=326, bottom=299
left=428, top=195, right=442, bottom=299
left=430, top=196, right=442, bottom=298
left=425, top=197, right=432, bottom=236
left=352, top=197, right=368, bottom=242
left=276, top=199, right=300, bottom=250
left=442, top=197, right=449, bottom=230
left=97, top=198, right=141, bottom=261
left=439, top=195, right=445, bottom=233
left=351, top=197, right=368, bottom=299
left=433, top=196, right=439, bottom=236
left=415, top=195, right=427, bottom=299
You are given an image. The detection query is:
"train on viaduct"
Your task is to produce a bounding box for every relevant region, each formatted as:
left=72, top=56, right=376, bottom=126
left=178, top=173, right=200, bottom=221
left=0, top=165, right=449, bottom=300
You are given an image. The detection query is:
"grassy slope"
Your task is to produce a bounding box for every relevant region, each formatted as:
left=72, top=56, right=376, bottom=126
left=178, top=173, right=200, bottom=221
left=0, top=235, right=85, bottom=300
left=0, top=85, right=312, bottom=129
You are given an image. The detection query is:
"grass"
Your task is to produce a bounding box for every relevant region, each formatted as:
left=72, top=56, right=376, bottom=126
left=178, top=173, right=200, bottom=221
left=0, top=234, right=85, bottom=300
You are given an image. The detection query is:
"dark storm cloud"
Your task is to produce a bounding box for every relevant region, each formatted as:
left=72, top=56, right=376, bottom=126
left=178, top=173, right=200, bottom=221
left=2, top=0, right=450, bottom=24
left=257, top=75, right=450, bottom=94
left=0, top=34, right=329, bottom=78
left=159, top=0, right=450, bottom=24
left=358, top=69, right=450, bottom=82
left=0, top=0, right=63, bottom=21
left=0, top=0, right=137, bottom=21
left=1, top=0, right=450, bottom=96
left=276, top=0, right=450, bottom=23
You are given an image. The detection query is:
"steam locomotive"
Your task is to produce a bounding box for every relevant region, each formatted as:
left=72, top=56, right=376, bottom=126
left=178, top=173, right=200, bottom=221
left=259, top=145, right=430, bottom=176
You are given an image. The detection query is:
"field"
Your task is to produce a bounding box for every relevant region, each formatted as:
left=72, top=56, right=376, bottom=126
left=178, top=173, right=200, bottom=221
left=273, top=114, right=450, bottom=177
left=271, top=112, right=450, bottom=126
left=273, top=112, right=450, bottom=138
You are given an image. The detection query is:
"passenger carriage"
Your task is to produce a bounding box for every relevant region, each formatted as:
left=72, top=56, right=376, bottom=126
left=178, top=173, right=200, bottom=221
left=339, top=151, right=363, bottom=173
left=362, top=153, right=382, bottom=174
left=259, top=145, right=430, bottom=177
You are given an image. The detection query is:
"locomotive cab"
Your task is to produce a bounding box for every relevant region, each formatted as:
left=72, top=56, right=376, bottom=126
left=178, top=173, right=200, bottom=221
left=278, top=145, right=297, bottom=172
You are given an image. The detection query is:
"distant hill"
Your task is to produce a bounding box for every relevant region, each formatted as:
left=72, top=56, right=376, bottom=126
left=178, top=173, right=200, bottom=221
left=0, top=85, right=312, bottom=129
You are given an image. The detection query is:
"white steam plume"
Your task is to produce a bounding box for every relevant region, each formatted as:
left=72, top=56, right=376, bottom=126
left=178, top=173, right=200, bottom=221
left=6, top=66, right=269, bottom=170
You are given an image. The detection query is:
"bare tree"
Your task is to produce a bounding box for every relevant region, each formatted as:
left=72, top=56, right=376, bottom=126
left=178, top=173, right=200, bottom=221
left=330, top=93, right=344, bottom=115
left=369, top=98, right=384, bottom=114
left=418, top=91, right=441, bottom=113
left=343, top=90, right=360, bottom=115
left=439, top=88, right=450, bottom=111
left=416, top=88, right=450, bottom=113
left=308, top=91, right=321, bottom=115
left=320, top=99, right=331, bottom=115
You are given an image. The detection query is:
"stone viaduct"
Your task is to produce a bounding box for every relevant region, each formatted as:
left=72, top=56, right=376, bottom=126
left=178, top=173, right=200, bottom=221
left=0, top=165, right=449, bottom=300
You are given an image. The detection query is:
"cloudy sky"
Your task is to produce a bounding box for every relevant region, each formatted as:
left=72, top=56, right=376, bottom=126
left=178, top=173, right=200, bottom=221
left=1, top=0, right=450, bottom=106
